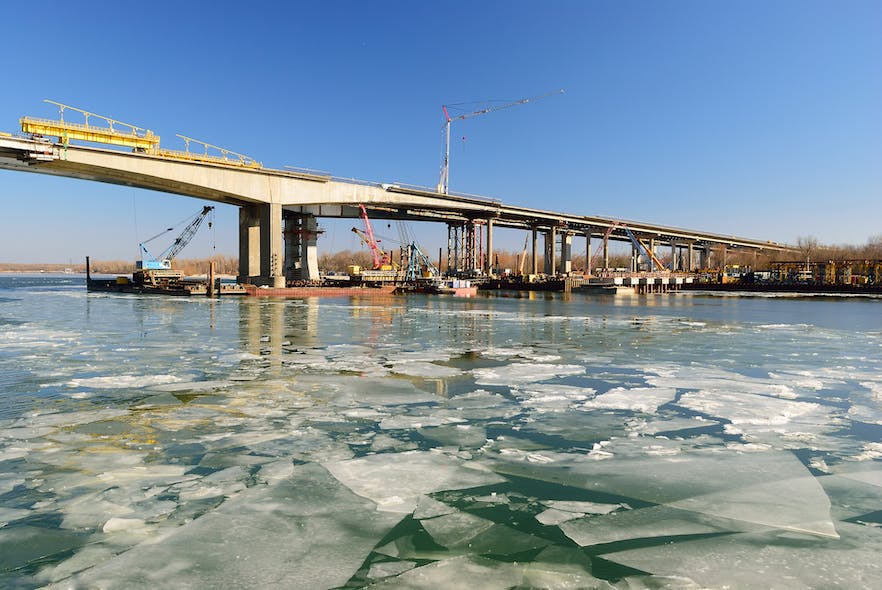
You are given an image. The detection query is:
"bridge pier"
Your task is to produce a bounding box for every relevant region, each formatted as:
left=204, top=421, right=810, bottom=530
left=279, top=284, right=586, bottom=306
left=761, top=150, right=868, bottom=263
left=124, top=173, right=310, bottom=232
left=585, top=231, right=591, bottom=273
left=558, top=231, right=572, bottom=274
left=544, top=227, right=557, bottom=275
left=531, top=226, right=539, bottom=275
left=284, top=212, right=320, bottom=282
left=238, top=203, right=285, bottom=287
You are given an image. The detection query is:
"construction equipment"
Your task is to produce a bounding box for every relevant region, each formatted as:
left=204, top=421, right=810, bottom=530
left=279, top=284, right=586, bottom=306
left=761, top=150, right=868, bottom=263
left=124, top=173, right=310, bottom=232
left=351, top=204, right=395, bottom=270
left=136, top=206, right=214, bottom=285
left=437, top=89, right=564, bottom=194
left=621, top=227, right=667, bottom=272
left=21, top=100, right=160, bottom=152
left=517, top=235, right=529, bottom=276
left=588, top=223, right=667, bottom=274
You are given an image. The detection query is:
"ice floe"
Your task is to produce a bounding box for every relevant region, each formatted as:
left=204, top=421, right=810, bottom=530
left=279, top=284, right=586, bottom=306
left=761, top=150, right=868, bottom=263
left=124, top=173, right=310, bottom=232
left=473, top=363, right=585, bottom=386
left=323, top=450, right=505, bottom=513
left=52, top=463, right=402, bottom=589
left=579, top=387, right=677, bottom=414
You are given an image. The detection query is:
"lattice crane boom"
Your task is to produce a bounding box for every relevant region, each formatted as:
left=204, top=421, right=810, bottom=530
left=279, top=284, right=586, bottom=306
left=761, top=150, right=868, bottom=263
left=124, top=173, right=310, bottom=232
left=437, top=89, right=564, bottom=194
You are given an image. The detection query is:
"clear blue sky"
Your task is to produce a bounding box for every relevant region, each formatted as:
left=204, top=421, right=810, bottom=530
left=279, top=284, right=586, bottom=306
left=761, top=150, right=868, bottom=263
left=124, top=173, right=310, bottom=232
left=1, top=0, right=880, bottom=263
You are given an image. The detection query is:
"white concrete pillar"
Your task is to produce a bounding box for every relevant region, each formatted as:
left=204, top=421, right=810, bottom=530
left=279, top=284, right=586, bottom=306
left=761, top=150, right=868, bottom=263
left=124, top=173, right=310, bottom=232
left=238, top=204, right=260, bottom=283
left=544, top=227, right=556, bottom=275
left=558, top=232, right=572, bottom=274
left=259, top=202, right=284, bottom=287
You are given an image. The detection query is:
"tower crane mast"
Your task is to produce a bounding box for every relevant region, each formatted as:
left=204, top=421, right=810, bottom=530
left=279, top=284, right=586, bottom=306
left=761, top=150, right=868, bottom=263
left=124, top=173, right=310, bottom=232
left=436, top=88, right=564, bottom=194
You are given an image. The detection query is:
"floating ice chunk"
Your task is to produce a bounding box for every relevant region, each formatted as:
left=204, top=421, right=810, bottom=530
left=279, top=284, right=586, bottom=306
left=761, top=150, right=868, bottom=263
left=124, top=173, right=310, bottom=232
left=421, top=510, right=495, bottom=547
left=580, top=387, right=677, bottom=414
left=368, top=555, right=525, bottom=589
left=487, top=447, right=838, bottom=539
left=514, top=384, right=596, bottom=412
left=0, top=506, right=31, bottom=527
left=473, top=363, right=585, bottom=386
left=535, top=508, right=585, bottom=526
left=0, top=426, right=56, bottom=440
left=324, top=450, right=505, bottom=513
left=102, top=517, right=147, bottom=533
left=367, top=560, right=417, bottom=579
left=33, top=544, right=117, bottom=584
left=67, top=374, right=183, bottom=389
left=419, top=425, right=488, bottom=449
left=543, top=500, right=623, bottom=515
left=257, top=460, right=295, bottom=484
left=413, top=496, right=457, bottom=520
left=147, top=380, right=235, bottom=392
left=626, top=416, right=717, bottom=436
left=847, top=403, right=882, bottom=425
left=602, top=523, right=882, bottom=590
left=379, top=414, right=464, bottom=430
left=59, top=463, right=402, bottom=590
left=389, top=362, right=462, bottom=379
left=0, top=476, right=25, bottom=495
left=560, top=505, right=739, bottom=547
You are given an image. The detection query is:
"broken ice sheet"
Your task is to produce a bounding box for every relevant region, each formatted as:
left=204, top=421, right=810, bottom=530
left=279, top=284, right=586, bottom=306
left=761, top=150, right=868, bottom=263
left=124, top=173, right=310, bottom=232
left=388, top=361, right=462, bottom=379
left=560, top=505, right=745, bottom=548
left=473, top=362, right=585, bottom=386
left=323, top=450, right=505, bottom=513
left=512, top=383, right=597, bottom=412
left=675, top=388, right=844, bottom=447
left=367, top=554, right=612, bottom=590
left=419, top=424, right=488, bottom=449
left=579, top=387, right=677, bottom=414
left=53, top=463, right=402, bottom=590
left=602, top=523, right=882, bottom=590
left=486, top=446, right=839, bottom=538
left=625, top=416, right=718, bottom=436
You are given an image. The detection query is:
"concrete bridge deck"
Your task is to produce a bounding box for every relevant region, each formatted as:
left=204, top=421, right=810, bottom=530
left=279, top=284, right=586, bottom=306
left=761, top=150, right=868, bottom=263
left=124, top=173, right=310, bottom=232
left=0, top=134, right=795, bottom=286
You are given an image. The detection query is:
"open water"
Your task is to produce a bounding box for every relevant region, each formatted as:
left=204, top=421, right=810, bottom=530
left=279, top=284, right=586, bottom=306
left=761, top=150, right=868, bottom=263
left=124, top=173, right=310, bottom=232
left=1, top=274, right=881, bottom=589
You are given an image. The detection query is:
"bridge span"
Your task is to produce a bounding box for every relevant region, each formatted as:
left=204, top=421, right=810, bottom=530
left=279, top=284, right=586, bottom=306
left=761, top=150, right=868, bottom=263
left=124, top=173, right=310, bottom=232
left=0, top=133, right=793, bottom=287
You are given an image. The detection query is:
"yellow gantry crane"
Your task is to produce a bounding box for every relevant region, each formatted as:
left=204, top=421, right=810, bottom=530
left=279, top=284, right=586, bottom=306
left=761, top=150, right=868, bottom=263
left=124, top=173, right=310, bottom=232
left=21, top=100, right=160, bottom=152
left=19, top=99, right=261, bottom=168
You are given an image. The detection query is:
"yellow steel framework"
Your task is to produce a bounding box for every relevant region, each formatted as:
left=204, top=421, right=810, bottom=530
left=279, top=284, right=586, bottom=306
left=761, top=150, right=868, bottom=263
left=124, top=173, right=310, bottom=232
left=20, top=100, right=159, bottom=152
left=156, top=134, right=261, bottom=168
left=19, top=100, right=260, bottom=168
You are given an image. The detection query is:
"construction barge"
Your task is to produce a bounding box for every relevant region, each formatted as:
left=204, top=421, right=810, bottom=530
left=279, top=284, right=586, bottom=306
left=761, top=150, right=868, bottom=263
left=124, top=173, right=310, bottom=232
left=86, top=257, right=246, bottom=296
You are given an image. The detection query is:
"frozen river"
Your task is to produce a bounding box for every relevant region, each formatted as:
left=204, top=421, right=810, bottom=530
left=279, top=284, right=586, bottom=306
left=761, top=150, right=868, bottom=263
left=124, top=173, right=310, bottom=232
left=1, top=274, right=881, bottom=589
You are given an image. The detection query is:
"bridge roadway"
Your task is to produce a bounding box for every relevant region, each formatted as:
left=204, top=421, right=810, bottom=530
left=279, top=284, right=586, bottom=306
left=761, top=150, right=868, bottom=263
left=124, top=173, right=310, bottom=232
left=0, top=134, right=793, bottom=286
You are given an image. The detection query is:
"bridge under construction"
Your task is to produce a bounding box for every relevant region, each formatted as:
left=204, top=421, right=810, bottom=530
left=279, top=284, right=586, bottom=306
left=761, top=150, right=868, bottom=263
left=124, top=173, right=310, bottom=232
left=0, top=101, right=795, bottom=287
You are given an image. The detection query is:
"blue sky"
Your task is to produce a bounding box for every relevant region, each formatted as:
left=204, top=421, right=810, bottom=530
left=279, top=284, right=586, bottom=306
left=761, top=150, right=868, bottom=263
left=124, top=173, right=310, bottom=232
left=1, top=0, right=879, bottom=263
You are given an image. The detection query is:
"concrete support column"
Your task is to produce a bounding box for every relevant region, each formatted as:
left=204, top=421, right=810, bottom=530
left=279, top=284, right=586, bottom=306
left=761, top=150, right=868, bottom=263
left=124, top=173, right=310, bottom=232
left=238, top=204, right=260, bottom=283
left=722, top=247, right=728, bottom=269
left=671, top=244, right=678, bottom=271
left=631, top=244, right=638, bottom=272
left=585, top=231, right=591, bottom=274
left=284, top=213, right=320, bottom=282
left=687, top=243, right=695, bottom=272
left=544, top=227, right=557, bottom=275
left=699, top=246, right=709, bottom=270
left=485, top=218, right=494, bottom=276
left=531, top=226, right=539, bottom=275
left=558, top=232, right=572, bottom=275
left=602, top=237, right=609, bottom=270
left=649, top=238, right=657, bottom=271
left=260, top=202, right=285, bottom=287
